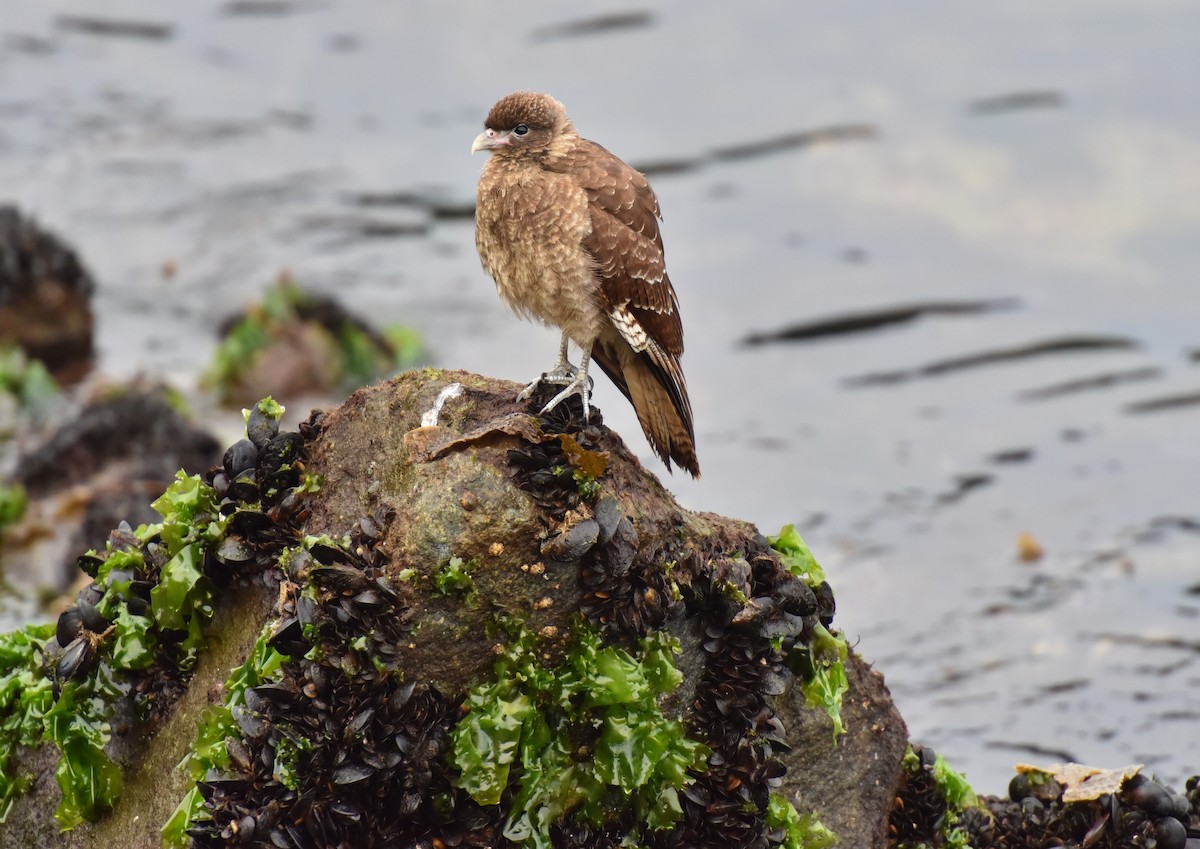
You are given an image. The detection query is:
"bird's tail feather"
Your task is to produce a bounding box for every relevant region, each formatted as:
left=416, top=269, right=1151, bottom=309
left=593, top=342, right=700, bottom=478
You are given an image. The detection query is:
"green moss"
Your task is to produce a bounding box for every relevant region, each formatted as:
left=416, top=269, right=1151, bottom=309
left=768, top=525, right=848, bottom=740
left=766, top=792, right=838, bottom=849
left=451, top=621, right=707, bottom=848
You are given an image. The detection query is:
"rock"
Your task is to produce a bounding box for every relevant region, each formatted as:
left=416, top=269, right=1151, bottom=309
left=0, top=206, right=95, bottom=384
left=3, top=383, right=221, bottom=593
left=0, top=370, right=906, bottom=848
left=207, top=277, right=423, bottom=408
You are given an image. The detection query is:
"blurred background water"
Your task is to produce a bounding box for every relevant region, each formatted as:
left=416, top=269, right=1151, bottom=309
left=1, top=0, right=1198, bottom=793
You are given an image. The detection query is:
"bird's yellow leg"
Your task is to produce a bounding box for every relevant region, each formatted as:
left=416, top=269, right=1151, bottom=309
left=517, top=331, right=578, bottom=401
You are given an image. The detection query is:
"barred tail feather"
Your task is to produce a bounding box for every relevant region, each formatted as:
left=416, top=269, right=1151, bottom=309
left=593, top=342, right=700, bottom=478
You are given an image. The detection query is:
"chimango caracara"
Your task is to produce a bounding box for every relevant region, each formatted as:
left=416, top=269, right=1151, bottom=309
left=472, top=91, right=699, bottom=478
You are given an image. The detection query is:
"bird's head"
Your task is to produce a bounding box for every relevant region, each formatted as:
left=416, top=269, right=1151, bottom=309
left=472, top=91, right=570, bottom=159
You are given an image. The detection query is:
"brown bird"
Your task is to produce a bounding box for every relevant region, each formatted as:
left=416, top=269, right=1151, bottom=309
left=472, top=91, right=699, bottom=477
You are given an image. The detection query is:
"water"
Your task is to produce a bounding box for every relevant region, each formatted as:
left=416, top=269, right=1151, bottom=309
left=2, top=0, right=1198, bottom=793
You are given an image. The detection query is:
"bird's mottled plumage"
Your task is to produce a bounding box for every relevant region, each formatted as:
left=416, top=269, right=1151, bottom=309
left=472, top=92, right=699, bottom=477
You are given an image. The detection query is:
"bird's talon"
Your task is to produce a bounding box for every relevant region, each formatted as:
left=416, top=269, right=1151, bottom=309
left=539, top=374, right=592, bottom=418
left=517, top=365, right=579, bottom=404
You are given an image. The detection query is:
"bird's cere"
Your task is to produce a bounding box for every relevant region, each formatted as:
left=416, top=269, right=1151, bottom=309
left=471, top=128, right=509, bottom=154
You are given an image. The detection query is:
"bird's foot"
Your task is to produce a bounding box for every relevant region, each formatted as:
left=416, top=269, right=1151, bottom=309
left=539, top=372, right=594, bottom=421
left=516, top=365, right=578, bottom=403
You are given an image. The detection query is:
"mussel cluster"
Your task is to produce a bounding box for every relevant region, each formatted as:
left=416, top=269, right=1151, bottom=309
left=658, top=542, right=824, bottom=849
left=0, top=205, right=95, bottom=302
left=47, top=405, right=311, bottom=725
left=190, top=509, right=497, bottom=848
left=576, top=492, right=677, bottom=638
left=511, top=387, right=679, bottom=638
left=887, top=745, right=953, bottom=845
left=961, top=768, right=1199, bottom=849
left=891, top=743, right=1200, bottom=849
left=507, top=394, right=832, bottom=848
left=52, top=522, right=148, bottom=686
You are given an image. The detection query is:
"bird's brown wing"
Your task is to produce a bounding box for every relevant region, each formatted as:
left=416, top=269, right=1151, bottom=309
left=554, top=141, right=683, bottom=355
left=552, top=140, right=698, bottom=476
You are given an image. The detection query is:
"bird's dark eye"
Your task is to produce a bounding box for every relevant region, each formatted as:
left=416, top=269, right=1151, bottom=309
left=513, top=124, right=529, bottom=136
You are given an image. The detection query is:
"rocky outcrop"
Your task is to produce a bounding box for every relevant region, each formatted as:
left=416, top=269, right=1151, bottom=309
left=0, top=370, right=907, bottom=848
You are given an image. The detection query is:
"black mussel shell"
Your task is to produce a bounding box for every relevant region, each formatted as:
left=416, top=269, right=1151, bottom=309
left=77, top=591, right=110, bottom=632
left=224, top=438, right=260, bottom=477
left=216, top=535, right=256, bottom=565
left=308, top=541, right=350, bottom=566
left=268, top=616, right=308, bottom=657
left=228, top=471, right=260, bottom=503
left=1127, top=775, right=1177, bottom=818
left=76, top=552, right=104, bottom=577
left=230, top=509, right=274, bottom=534
left=1155, top=817, right=1187, bottom=849
left=56, top=636, right=97, bottom=680
left=331, top=762, right=374, bottom=787
left=56, top=607, right=84, bottom=647
left=77, top=581, right=104, bottom=608
left=246, top=406, right=280, bottom=450
left=593, top=495, right=621, bottom=545
left=309, top=563, right=368, bottom=593
left=541, top=518, right=599, bottom=562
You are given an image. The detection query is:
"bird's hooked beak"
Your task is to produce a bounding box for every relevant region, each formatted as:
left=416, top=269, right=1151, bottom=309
left=471, top=128, right=512, bottom=154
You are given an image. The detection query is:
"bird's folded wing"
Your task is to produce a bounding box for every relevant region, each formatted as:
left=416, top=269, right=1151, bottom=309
left=558, top=142, right=684, bottom=356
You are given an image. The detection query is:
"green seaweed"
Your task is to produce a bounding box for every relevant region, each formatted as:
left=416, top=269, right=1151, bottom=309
left=899, top=746, right=981, bottom=849
left=205, top=279, right=425, bottom=399
left=451, top=621, right=707, bottom=849
left=0, top=623, right=56, bottom=822
left=767, top=524, right=826, bottom=587
left=162, top=627, right=289, bottom=848
left=0, top=396, right=305, bottom=829
left=0, top=344, right=59, bottom=416
left=433, top=556, right=476, bottom=597
left=768, top=525, right=848, bottom=740
left=0, top=483, right=26, bottom=534
left=766, top=792, right=838, bottom=849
